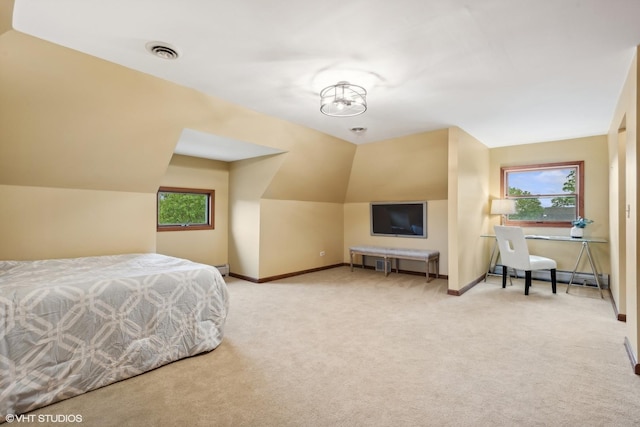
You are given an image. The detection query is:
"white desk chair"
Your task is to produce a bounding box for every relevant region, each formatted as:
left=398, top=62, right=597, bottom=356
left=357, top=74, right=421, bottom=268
left=494, top=226, right=557, bottom=295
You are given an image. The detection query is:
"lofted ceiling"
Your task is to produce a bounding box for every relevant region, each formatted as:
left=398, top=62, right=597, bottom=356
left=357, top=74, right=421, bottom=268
left=10, top=0, right=640, bottom=158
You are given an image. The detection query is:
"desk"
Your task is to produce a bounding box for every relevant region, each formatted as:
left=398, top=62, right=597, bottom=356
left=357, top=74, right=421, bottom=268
left=482, top=234, right=607, bottom=298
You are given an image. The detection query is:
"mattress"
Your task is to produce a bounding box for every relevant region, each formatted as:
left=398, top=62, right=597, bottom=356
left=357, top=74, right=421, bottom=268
left=0, top=253, right=229, bottom=418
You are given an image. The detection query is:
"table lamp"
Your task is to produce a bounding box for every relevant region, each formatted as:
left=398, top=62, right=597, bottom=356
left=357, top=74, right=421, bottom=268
left=491, top=199, right=516, bottom=225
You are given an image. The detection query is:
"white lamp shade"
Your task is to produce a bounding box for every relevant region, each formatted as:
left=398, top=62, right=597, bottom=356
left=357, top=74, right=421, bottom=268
left=491, top=199, right=517, bottom=215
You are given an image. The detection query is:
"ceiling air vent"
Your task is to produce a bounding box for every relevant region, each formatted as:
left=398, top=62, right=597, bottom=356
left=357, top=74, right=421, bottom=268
left=146, top=42, right=179, bottom=60
left=350, top=127, right=367, bottom=134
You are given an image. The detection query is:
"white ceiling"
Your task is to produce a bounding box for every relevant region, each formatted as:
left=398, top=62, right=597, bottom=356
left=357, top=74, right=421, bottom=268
left=11, top=0, right=640, bottom=160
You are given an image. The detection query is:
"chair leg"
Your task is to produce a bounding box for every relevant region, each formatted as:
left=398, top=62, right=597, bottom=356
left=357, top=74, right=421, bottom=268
left=502, top=265, right=507, bottom=288
left=525, top=271, right=531, bottom=295
left=551, top=268, right=557, bottom=293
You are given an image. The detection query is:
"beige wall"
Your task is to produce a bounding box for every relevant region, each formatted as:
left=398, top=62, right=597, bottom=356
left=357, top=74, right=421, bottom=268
left=0, top=184, right=156, bottom=260
left=260, top=200, right=344, bottom=278
left=0, top=31, right=185, bottom=194
left=609, top=47, right=638, bottom=362
left=1, top=27, right=355, bottom=276
left=343, top=201, right=449, bottom=275
left=0, top=1, right=13, bottom=35
left=157, top=130, right=453, bottom=280
left=156, top=155, right=229, bottom=266
left=0, top=30, right=216, bottom=259
left=227, top=124, right=355, bottom=280
left=229, top=154, right=286, bottom=279
left=263, top=128, right=356, bottom=203
left=448, top=127, right=490, bottom=291
left=342, top=130, right=449, bottom=276
left=609, top=128, right=627, bottom=314
left=229, top=199, right=261, bottom=279
left=490, top=135, right=611, bottom=275
left=229, top=128, right=450, bottom=281
left=345, top=129, right=448, bottom=202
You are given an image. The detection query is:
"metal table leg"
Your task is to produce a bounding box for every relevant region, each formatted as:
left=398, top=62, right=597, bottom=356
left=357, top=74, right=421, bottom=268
left=350, top=251, right=354, bottom=272
left=566, top=241, right=604, bottom=299
left=485, top=238, right=498, bottom=282
left=584, top=242, right=604, bottom=299
left=486, top=238, right=514, bottom=286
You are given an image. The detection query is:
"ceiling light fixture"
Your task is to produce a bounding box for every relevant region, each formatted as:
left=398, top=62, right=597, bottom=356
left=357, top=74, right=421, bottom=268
left=320, top=81, right=367, bottom=117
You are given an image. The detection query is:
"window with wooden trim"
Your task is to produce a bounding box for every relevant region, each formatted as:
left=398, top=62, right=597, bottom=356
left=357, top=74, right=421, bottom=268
left=500, top=161, right=584, bottom=227
left=157, top=187, right=214, bottom=231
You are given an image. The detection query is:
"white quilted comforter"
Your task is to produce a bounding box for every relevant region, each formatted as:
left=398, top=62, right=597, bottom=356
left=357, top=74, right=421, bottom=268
left=0, top=253, right=229, bottom=418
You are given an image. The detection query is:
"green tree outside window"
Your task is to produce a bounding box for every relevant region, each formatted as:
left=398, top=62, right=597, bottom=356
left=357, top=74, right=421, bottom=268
left=157, top=187, right=214, bottom=231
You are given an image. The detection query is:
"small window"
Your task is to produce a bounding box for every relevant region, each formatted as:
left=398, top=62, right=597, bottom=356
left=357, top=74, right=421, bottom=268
left=501, top=161, right=584, bottom=227
left=157, top=187, right=214, bottom=231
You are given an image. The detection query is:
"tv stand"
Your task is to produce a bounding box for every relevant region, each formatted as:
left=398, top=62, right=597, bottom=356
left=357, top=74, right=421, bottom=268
left=349, top=245, right=440, bottom=282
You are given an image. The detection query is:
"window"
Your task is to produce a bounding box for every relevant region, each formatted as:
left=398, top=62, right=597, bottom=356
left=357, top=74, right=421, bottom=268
left=157, top=187, right=214, bottom=231
left=501, top=161, right=584, bottom=227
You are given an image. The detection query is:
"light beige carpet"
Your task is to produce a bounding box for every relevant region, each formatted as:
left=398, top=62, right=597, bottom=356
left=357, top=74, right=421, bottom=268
left=27, top=267, right=640, bottom=426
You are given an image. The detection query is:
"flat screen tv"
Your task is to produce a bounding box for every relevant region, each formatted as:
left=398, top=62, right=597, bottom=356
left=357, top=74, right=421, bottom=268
left=370, top=201, right=427, bottom=238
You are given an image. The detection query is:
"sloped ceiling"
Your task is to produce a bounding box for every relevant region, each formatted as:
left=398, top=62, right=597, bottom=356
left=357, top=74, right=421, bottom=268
left=345, top=129, right=449, bottom=203
left=0, top=31, right=192, bottom=193
left=0, top=17, right=356, bottom=200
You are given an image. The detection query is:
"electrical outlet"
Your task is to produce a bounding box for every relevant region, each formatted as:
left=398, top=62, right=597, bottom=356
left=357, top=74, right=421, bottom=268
left=320, top=251, right=325, bottom=256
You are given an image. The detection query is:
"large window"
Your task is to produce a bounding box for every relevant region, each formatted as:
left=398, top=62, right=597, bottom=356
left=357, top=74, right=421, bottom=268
left=501, top=161, right=584, bottom=227
left=157, top=187, right=214, bottom=231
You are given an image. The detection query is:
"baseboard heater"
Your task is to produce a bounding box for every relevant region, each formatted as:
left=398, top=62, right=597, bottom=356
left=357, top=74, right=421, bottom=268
left=491, top=266, right=609, bottom=289
left=215, top=263, right=230, bottom=276
left=366, top=257, right=428, bottom=274
left=375, top=260, right=392, bottom=272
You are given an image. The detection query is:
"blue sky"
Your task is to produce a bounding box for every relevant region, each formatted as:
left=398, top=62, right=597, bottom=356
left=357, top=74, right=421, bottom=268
left=508, top=168, right=573, bottom=194
left=508, top=168, right=574, bottom=207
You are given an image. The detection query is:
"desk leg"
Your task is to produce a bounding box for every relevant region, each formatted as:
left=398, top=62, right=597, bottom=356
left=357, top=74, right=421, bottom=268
left=485, top=238, right=514, bottom=286
left=566, top=242, right=604, bottom=299
left=485, top=238, right=498, bottom=282
left=584, top=242, right=604, bottom=299
left=350, top=251, right=354, bottom=272
left=384, top=256, right=389, bottom=277
left=566, top=243, right=585, bottom=293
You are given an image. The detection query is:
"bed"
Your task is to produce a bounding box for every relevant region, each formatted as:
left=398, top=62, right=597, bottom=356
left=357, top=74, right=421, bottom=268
left=0, top=253, right=229, bottom=419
